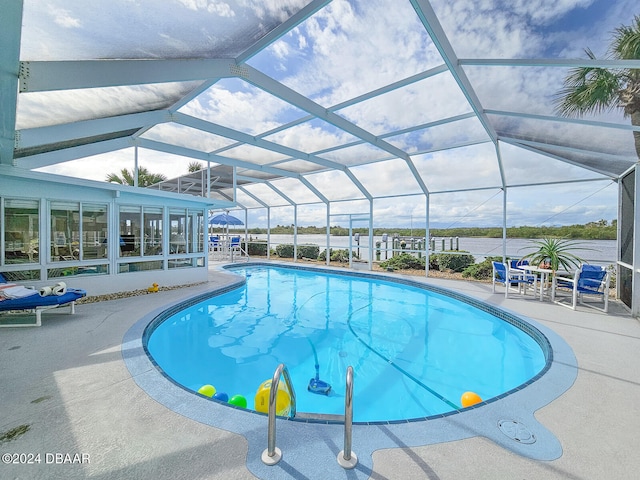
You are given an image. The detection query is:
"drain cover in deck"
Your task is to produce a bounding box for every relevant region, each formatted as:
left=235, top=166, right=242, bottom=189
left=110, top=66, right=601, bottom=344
left=498, top=420, right=536, bottom=444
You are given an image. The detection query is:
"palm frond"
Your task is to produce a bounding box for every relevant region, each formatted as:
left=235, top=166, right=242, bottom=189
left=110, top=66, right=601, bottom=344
left=519, top=238, right=592, bottom=272
left=610, top=15, right=640, bottom=60
left=188, top=161, right=203, bottom=173
left=553, top=49, right=622, bottom=117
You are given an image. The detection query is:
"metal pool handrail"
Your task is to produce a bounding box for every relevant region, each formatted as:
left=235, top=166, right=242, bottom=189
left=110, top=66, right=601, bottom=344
left=338, top=365, right=358, bottom=469
left=261, top=363, right=296, bottom=465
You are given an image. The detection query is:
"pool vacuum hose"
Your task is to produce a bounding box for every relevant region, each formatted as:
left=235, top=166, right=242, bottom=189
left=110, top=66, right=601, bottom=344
left=307, top=338, right=331, bottom=395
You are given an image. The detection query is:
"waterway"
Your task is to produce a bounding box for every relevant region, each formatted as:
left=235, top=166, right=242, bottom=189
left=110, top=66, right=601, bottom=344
left=239, top=233, right=617, bottom=265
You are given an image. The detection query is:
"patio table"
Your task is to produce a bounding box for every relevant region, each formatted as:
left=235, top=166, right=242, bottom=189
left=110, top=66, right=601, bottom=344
left=515, top=265, right=556, bottom=301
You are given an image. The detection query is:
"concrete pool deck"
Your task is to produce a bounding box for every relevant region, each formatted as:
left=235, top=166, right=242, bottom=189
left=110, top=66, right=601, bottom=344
left=1, top=262, right=639, bottom=479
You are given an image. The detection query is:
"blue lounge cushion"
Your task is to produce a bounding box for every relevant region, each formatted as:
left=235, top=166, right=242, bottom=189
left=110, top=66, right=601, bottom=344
left=0, top=274, right=86, bottom=311
left=0, top=288, right=86, bottom=311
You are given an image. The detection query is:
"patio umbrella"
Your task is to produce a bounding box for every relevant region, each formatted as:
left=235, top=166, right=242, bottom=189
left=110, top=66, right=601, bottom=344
left=208, top=212, right=244, bottom=226
left=208, top=212, right=244, bottom=238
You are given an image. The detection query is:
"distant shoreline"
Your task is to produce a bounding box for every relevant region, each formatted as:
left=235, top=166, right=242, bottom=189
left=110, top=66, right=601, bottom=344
left=214, top=222, right=617, bottom=241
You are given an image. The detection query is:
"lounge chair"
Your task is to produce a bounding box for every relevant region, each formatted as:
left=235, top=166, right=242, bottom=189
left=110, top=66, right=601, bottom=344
left=551, top=264, right=609, bottom=312
left=0, top=273, right=87, bottom=327
left=492, top=261, right=534, bottom=298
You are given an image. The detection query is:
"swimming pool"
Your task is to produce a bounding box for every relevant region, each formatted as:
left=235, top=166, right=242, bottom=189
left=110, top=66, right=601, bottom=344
left=144, top=264, right=550, bottom=423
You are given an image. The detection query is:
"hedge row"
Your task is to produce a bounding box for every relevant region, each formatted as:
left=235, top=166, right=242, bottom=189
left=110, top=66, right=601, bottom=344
left=274, top=243, right=320, bottom=259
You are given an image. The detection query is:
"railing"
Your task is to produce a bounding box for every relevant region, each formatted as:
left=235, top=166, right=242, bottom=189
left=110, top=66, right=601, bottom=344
left=261, top=363, right=296, bottom=465
left=261, top=363, right=357, bottom=468
left=337, top=365, right=357, bottom=469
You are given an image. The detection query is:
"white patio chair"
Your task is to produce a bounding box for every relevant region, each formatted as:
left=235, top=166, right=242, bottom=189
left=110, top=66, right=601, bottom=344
left=492, top=261, right=534, bottom=298
left=552, top=264, right=610, bottom=312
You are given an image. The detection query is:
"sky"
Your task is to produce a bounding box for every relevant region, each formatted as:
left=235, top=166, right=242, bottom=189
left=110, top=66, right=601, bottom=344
left=16, top=0, right=639, bottom=229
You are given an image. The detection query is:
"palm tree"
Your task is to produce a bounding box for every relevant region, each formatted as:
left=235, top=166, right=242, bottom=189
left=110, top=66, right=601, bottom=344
left=519, top=238, right=589, bottom=273
left=105, top=167, right=167, bottom=187
left=187, top=161, right=203, bottom=173
left=554, top=15, right=640, bottom=158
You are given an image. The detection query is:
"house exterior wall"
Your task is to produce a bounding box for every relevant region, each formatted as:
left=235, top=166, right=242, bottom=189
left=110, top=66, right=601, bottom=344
left=0, top=167, right=214, bottom=296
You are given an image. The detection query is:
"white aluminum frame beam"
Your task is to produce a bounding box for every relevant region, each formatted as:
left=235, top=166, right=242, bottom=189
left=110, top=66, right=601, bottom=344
left=240, top=65, right=413, bottom=162
left=500, top=137, right=626, bottom=179
left=485, top=109, right=640, bottom=133
left=16, top=111, right=169, bottom=150
left=266, top=183, right=296, bottom=207
left=459, top=58, right=640, bottom=69
left=0, top=1, right=23, bottom=165
left=329, top=64, right=450, bottom=111
left=137, top=138, right=301, bottom=179
left=237, top=186, right=269, bottom=209
left=19, top=59, right=237, bottom=92
left=409, top=0, right=498, bottom=144
left=632, top=166, right=640, bottom=317
left=15, top=137, right=132, bottom=169
left=409, top=0, right=501, bottom=198
left=214, top=65, right=450, bottom=155
left=173, top=112, right=356, bottom=171
left=236, top=0, right=332, bottom=64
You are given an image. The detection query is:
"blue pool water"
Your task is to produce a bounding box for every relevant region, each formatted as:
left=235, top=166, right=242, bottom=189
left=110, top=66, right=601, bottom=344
left=145, top=265, right=548, bottom=423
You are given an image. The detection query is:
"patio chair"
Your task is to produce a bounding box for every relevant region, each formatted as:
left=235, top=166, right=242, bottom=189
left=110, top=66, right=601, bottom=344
left=0, top=273, right=87, bottom=327
left=510, top=259, right=529, bottom=269
left=492, top=261, right=534, bottom=298
left=551, top=264, right=609, bottom=312
left=229, top=236, right=249, bottom=261
left=209, top=235, right=220, bottom=257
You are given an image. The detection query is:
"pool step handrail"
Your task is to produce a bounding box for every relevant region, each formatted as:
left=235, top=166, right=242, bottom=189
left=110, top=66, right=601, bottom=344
left=338, top=365, right=357, bottom=469
left=261, top=363, right=296, bottom=465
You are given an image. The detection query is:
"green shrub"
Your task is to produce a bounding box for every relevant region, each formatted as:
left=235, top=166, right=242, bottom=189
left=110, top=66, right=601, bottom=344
left=244, top=241, right=268, bottom=256
left=298, top=244, right=320, bottom=259
left=433, top=251, right=475, bottom=272
left=380, top=253, right=425, bottom=270
left=275, top=244, right=295, bottom=258
left=274, top=243, right=320, bottom=259
left=317, top=248, right=359, bottom=262
left=462, top=256, right=502, bottom=280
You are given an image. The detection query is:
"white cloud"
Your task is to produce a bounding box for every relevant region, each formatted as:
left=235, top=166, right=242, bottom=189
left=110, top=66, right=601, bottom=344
left=180, top=81, right=305, bottom=136
left=35, top=148, right=206, bottom=183
left=50, top=6, right=81, bottom=28
left=431, top=0, right=597, bottom=58
left=335, top=71, right=472, bottom=136
left=21, top=0, right=630, bottom=228
left=240, top=0, right=310, bottom=22
left=265, top=121, right=358, bottom=153
left=141, top=123, right=237, bottom=153
left=175, top=0, right=235, bottom=17
left=17, top=82, right=200, bottom=129
left=270, top=0, right=443, bottom=105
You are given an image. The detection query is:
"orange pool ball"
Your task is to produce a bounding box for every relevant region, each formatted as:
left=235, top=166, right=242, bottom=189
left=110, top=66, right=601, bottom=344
left=461, top=391, right=483, bottom=408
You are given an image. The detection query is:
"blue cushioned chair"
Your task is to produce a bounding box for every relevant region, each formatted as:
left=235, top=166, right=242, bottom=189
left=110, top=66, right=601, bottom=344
left=492, top=261, right=534, bottom=298
left=229, top=236, right=248, bottom=261
left=209, top=235, right=220, bottom=256
left=552, top=264, right=609, bottom=312
left=0, top=273, right=87, bottom=327
left=510, top=259, right=529, bottom=269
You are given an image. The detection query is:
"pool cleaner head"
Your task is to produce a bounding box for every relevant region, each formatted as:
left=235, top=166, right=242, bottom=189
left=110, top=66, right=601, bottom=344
left=308, top=365, right=331, bottom=395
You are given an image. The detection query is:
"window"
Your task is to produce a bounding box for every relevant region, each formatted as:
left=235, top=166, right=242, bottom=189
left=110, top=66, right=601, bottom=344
left=3, top=199, right=39, bottom=265
left=190, top=209, right=205, bottom=253
left=51, top=201, right=80, bottom=262
left=119, top=206, right=142, bottom=257
left=143, top=207, right=163, bottom=256
left=169, top=209, right=187, bottom=254
left=82, top=204, right=108, bottom=260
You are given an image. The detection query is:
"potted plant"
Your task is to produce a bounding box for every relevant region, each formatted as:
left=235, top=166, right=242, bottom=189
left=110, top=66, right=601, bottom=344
left=519, top=238, right=590, bottom=273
